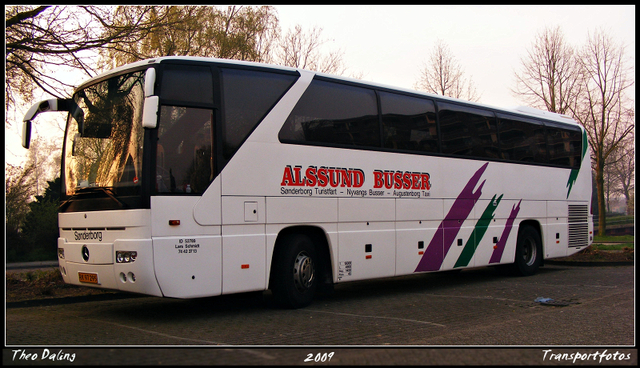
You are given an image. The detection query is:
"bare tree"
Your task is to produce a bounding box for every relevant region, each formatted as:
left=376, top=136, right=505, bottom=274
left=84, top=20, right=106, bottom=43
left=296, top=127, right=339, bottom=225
left=570, top=29, right=634, bottom=234
left=6, top=5, right=282, bottom=124
left=512, top=27, right=634, bottom=234
left=213, top=5, right=280, bottom=62
left=606, top=135, right=635, bottom=215
left=102, top=6, right=280, bottom=68
left=5, top=5, right=169, bottom=113
left=101, top=6, right=210, bottom=67
left=23, top=137, right=62, bottom=197
left=249, top=6, right=280, bottom=64
left=415, top=40, right=480, bottom=102
left=512, top=26, right=581, bottom=114
left=5, top=163, right=36, bottom=236
left=275, top=24, right=347, bottom=75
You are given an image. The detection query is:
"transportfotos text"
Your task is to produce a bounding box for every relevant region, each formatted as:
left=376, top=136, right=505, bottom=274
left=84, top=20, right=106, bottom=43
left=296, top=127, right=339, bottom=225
left=542, top=349, right=632, bottom=363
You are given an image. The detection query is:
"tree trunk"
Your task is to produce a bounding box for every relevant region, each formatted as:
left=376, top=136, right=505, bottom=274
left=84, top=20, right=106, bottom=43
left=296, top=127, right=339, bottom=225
left=595, top=160, right=607, bottom=236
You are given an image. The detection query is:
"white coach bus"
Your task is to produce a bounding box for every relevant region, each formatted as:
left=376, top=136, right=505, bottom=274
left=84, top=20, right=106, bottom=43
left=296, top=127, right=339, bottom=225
left=22, top=56, right=593, bottom=308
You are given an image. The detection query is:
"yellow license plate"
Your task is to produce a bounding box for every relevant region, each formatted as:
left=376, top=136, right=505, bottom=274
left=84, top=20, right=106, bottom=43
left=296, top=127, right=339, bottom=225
left=78, top=272, right=99, bottom=284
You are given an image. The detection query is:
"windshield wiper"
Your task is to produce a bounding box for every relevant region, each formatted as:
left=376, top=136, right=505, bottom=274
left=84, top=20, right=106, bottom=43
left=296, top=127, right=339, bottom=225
left=61, top=186, right=128, bottom=210
left=95, top=187, right=126, bottom=208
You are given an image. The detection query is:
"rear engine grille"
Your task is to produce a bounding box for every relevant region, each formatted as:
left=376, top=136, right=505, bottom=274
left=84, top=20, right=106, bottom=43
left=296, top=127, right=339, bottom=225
left=568, top=205, right=589, bottom=248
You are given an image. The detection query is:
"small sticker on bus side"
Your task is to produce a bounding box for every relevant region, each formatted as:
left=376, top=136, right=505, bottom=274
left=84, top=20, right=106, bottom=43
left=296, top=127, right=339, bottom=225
left=338, top=261, right=352, bottom=280
left=174, top=238, right=200, bottom=255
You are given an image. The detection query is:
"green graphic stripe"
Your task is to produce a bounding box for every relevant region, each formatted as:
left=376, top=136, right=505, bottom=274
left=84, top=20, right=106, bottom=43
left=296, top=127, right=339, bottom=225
left=566, top=130, right=588, bottom=198
left=454, top=194, right=503, bottom=268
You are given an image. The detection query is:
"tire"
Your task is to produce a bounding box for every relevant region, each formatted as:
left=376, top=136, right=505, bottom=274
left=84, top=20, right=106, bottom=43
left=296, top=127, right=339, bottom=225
left=271, top=233, right=317, bottom=308
left=512, top=225, right=542, bottom=276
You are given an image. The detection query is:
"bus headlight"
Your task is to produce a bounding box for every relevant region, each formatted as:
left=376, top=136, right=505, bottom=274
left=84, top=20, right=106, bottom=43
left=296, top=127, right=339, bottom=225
left=58, top=248, right=65, bottom=259
left=116, top=251, right=137, bottom=263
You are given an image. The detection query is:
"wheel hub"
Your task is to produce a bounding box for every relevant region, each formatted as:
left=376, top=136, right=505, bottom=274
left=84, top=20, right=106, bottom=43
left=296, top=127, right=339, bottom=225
left=293, top=251, right=315, bottom=292
left=523, top=238, right=537, bottom=266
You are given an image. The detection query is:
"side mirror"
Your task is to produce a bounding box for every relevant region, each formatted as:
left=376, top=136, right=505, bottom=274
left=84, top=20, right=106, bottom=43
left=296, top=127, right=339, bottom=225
left=22, top=120, right=32, bottom=149
left=23, top=99, right=57, bottom=122
left=142, top=96, right=159, bottom=129
left=145, top=68, right=156, bottom=97
left=141, top=68, right=158, bottom=129
left=22, top=99, right=74, bottom=149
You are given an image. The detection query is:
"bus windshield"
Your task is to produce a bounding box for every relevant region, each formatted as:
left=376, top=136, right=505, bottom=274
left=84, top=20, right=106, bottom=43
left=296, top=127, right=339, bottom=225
left=63, top=70, right=146, bottom=200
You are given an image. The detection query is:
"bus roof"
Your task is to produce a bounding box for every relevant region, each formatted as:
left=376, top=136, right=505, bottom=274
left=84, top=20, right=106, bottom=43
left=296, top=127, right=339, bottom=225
left=78, top=56, right=581, bottom=127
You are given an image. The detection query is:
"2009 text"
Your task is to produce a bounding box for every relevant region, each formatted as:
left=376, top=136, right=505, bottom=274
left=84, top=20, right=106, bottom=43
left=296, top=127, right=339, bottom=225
left=304, top=352, right=335, bottom=363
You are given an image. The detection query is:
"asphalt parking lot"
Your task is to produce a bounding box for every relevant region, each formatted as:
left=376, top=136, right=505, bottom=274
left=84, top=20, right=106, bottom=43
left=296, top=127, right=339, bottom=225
left=4, top=263, right=636, bottom=365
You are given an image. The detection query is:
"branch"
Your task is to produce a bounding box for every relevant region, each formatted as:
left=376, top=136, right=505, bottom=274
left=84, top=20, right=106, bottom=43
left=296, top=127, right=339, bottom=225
left=5, top=6, right=49, bottom=27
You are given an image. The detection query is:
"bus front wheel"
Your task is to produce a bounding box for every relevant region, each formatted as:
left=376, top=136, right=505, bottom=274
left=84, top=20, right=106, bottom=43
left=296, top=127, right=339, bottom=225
left=271, top=233, right=317, bottom=308
left=512, top=225, right=542, bottom=276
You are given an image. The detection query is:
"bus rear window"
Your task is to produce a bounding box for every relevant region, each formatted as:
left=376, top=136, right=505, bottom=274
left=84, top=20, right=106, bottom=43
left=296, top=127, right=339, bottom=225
left=547, top=124, right=582, bottom=168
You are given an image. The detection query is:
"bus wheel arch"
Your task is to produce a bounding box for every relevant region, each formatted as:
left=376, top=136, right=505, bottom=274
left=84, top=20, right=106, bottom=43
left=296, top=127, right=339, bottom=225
left=269, top=226, right=333, bottom=308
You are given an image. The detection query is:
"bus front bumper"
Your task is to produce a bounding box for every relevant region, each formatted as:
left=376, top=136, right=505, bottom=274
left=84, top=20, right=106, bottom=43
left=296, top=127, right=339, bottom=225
left=57, top=238, right=163, bottom=297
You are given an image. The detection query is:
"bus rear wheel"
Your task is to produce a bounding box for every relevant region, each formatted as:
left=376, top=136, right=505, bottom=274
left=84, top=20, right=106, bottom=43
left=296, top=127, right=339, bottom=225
left=271, top=233, right=317, bottom=308
left=511, top=225, right=542, bottom=276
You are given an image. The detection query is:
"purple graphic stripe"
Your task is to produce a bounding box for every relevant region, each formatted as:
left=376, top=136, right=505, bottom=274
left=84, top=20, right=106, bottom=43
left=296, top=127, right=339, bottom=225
left=489, top=200, right=522, bottom=264
left=414, top=163, right=489, bottom=272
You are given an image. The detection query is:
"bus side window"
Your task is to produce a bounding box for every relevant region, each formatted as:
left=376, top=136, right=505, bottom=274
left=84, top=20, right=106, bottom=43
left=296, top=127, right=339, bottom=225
left=379, top=91, right=438, bottom=154
left=279, top=79, right=380, bottom=148
left=156, top=144, right=166, bottom=192
left=497, top=114, right=547, bottom=164
left=221, top=68, right=298, bottom=161
left=157, top=106, right=213, bottom=194
left=438, top=102, right=498, bottom=159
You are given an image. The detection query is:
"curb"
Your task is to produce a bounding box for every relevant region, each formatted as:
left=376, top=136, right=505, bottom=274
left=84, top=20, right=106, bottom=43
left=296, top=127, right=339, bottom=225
left=6, top=261, right=59, bottom=270
left=6, top=292, right=137, bottom=309
left=545, top=259, right=634, bottom=267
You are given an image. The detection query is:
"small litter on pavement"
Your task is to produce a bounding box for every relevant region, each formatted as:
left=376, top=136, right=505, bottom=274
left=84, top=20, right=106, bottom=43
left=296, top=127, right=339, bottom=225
left=534, top=297, right=574, bottom=307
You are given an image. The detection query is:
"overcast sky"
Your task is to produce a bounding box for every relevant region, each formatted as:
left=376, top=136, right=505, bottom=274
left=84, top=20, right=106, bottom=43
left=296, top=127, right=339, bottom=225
left=5, top=5, right=635, bottom=166
left=274, top=5, right=635, bottom=108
